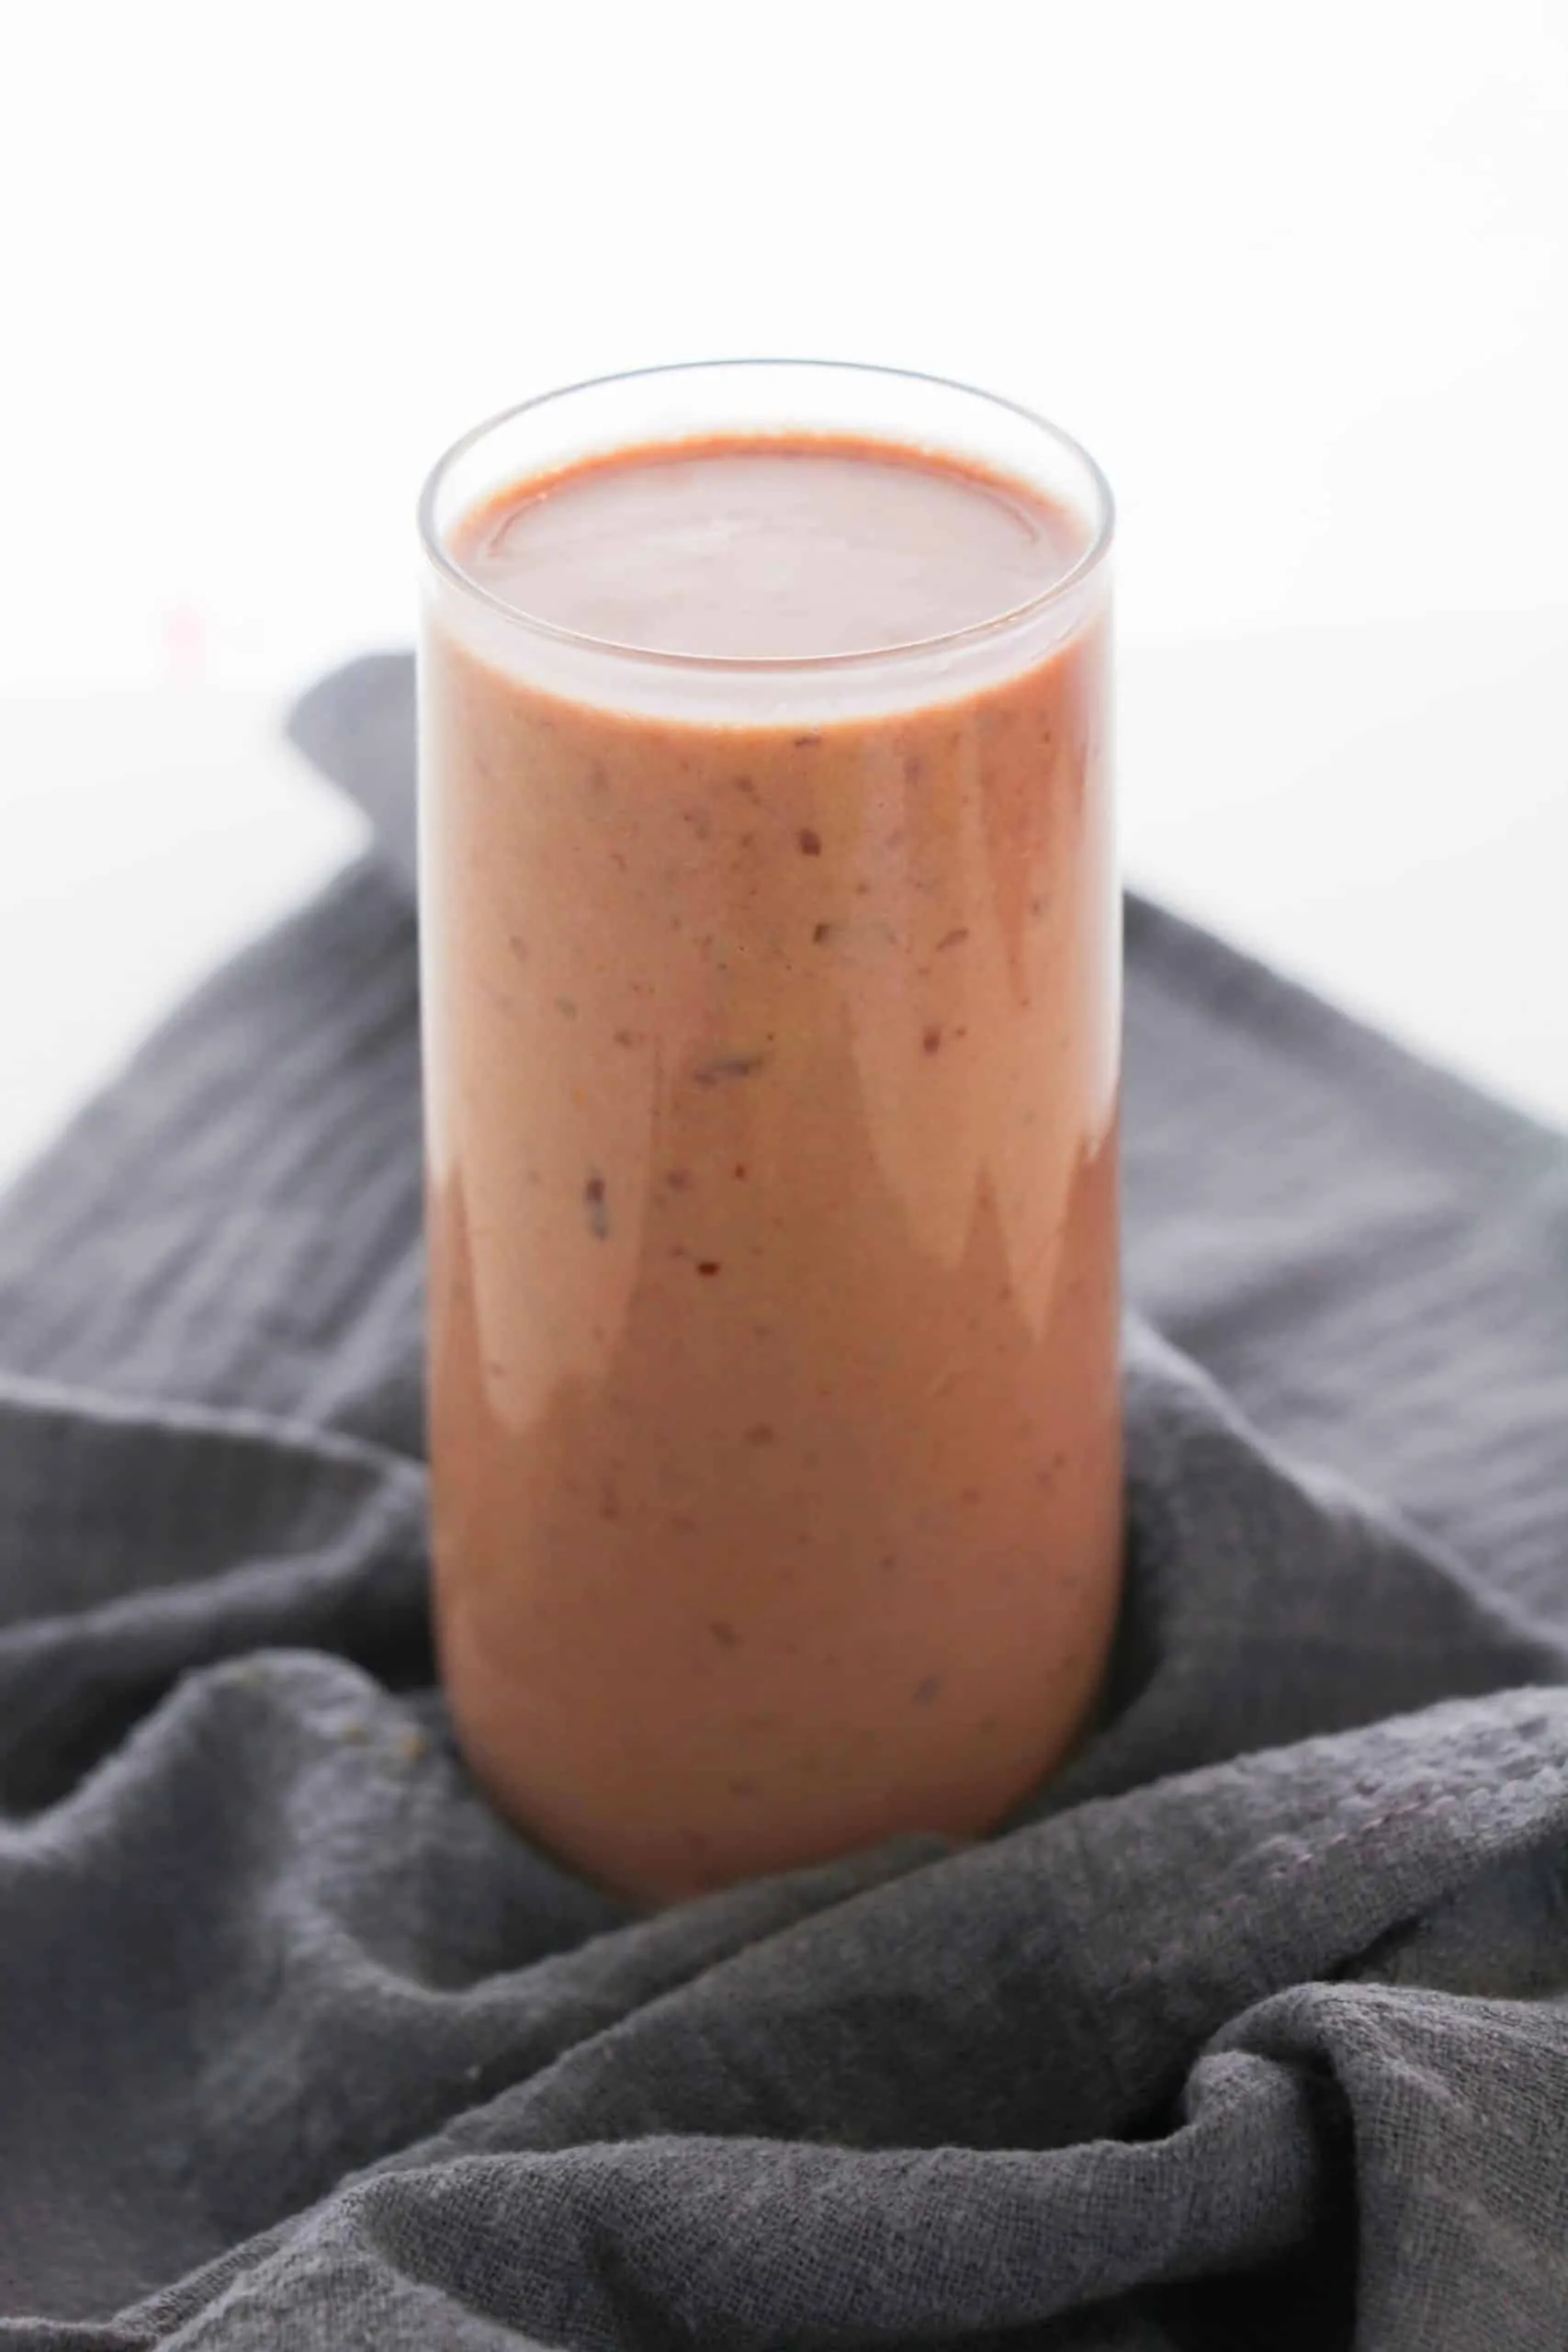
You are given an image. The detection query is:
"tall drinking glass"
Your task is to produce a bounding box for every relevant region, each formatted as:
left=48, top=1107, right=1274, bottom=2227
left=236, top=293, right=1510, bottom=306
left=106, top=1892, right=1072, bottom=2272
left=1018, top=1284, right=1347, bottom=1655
left=419, top=361, right=1120, bottom=1899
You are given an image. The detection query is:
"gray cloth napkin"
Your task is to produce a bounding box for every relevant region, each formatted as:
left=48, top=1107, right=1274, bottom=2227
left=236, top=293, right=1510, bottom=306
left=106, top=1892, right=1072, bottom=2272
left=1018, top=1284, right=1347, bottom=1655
left=1, top=657, right=1567, bottom=2351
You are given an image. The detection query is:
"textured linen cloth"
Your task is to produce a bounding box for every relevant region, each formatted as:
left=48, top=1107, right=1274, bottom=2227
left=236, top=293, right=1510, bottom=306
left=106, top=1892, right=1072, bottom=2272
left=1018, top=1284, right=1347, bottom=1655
left=1, top=652, right=1567, bottom=2350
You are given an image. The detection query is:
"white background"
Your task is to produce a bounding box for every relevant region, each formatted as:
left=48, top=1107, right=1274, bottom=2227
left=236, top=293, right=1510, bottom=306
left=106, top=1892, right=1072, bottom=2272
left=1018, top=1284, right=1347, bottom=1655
left=2, top=0, right=1566, bottom=1180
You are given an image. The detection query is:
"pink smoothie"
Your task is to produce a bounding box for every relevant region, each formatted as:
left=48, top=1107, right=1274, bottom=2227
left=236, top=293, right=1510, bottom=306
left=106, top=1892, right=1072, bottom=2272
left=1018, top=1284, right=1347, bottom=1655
left=421, top=433, right=1121, bottom=1899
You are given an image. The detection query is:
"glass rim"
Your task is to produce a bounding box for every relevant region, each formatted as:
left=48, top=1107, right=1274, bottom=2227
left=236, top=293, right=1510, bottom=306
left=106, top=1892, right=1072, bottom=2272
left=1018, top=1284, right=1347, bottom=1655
left=417, top=358, right=1115, bottom=675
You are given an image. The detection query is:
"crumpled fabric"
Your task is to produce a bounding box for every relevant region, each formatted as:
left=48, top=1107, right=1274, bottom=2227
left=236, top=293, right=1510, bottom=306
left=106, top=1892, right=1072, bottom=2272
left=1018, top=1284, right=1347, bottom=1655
left=0, top=654, right=1565, bottom=2349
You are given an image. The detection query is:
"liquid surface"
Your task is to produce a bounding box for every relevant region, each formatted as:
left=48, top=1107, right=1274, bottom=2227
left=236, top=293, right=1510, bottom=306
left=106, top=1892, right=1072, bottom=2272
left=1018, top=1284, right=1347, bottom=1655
left=423, top=433, right=1121, bottom=1900
left=451, top=436, right=1089, bottom=660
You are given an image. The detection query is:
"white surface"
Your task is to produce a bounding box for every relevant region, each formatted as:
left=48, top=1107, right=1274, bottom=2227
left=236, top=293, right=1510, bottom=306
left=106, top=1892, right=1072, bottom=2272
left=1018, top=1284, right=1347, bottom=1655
left=1121, top=605, right=1568, bottom=1124
left=1, top=608, right=1563, bottom=1193
left=1, top=3, right=1565, bottom=686
left=0, top=693, right=363, bottom=1182
left=2, top=3, right=1566, bottom=1176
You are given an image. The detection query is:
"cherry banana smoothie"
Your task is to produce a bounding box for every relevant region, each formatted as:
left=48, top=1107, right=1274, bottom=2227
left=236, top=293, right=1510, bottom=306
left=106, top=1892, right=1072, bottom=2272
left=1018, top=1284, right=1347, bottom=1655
left=419, top=365, right=1120, bottom=1899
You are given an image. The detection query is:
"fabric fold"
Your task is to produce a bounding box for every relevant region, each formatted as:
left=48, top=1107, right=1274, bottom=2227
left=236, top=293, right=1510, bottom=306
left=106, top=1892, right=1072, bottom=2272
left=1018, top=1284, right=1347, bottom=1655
left=1, top=656, right=1566, bottom=2347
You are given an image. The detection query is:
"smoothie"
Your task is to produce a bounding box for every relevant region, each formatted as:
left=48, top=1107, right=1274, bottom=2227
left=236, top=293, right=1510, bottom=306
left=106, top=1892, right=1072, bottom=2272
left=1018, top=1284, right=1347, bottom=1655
left=421, top=416, right=1120, bottom=1900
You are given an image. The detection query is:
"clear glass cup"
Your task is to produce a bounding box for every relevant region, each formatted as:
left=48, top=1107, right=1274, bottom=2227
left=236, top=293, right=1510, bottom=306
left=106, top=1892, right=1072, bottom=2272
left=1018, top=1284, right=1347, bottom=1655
left=419, top=361, right=1120, bottom=1900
